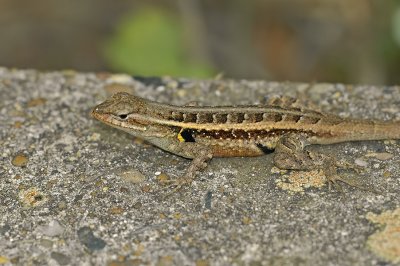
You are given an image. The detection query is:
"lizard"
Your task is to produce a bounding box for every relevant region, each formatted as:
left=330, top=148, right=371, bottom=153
left=91, top=91, right=400, bottom=192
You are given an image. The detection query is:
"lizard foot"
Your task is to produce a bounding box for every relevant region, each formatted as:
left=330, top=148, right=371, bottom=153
left=324, top=162, right=380, bottom=194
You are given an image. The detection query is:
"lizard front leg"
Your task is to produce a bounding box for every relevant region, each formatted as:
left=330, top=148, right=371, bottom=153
left=160, top=142, right=213, bottom=193
left=273, top=134, right=367, bottom=191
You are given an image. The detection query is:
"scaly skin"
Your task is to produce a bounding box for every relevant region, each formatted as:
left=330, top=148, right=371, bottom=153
left=92, top=92, right=400, bottom=192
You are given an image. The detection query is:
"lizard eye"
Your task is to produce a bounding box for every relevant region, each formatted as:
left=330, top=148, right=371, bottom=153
left=118, top=114, right=128, bottom=119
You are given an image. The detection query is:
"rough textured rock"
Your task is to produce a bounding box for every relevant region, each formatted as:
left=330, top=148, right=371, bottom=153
left=0, top=67, right=399, bottom=265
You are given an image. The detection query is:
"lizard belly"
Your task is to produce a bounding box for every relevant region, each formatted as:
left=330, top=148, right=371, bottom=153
left=197, top=138, right=278, bottom=157
left=212, top=144, right=264, bottom=157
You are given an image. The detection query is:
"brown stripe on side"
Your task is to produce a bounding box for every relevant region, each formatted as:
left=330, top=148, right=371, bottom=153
left=194, top=128, right=322, bottom=140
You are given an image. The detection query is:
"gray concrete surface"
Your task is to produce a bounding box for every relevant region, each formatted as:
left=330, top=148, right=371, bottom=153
left=0, top=67, right=399, bottom=265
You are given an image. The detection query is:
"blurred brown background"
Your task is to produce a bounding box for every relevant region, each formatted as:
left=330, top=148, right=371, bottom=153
left=1, top=0, right=400, bottom=84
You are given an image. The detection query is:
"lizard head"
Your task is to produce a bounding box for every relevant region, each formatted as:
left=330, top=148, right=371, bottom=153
left=91, top=92, right=150, bottom=132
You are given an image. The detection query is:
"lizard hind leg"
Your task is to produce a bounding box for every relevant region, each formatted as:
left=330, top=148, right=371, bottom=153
left=273, top=134, right=377, bottom=193
left=273, top=134, right=320, bottom=170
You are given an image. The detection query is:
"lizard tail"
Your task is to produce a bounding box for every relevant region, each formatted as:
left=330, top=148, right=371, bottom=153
left=319, top=120, right=400, bottom=144
left=343, top=120, right=400, bottom=142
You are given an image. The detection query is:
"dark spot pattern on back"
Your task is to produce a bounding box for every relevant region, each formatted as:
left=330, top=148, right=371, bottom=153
left=183, top=113, right=197, bottom=123
left=212, top=113, right=228, bottom=123
left=197, top=113, right=214, bottom=123
left=171, top=112, right=184, bottom=122
left=254, top=113, right=264, bottom=122
left=283, top=114, right=302, bottom=123
left=263, top=113, right=283, bottom=122
left=227, top=113, right=245, bottom=123
left=244, top=113, right=264, bottom=123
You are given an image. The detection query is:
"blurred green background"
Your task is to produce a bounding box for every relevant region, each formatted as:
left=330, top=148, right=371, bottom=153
left=1, top=0, right=400, bottom=84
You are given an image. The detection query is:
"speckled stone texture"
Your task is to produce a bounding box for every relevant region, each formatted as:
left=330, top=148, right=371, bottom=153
left=0, top=67, right=399, bottom=265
